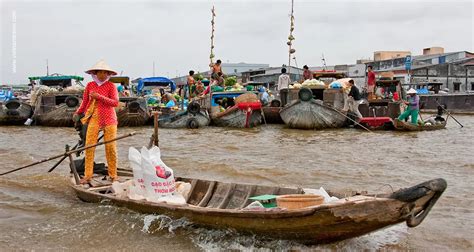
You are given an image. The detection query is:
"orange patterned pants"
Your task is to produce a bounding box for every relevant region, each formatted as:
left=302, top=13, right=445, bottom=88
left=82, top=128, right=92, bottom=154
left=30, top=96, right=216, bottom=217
left=83, top=110, right=117, bottom=180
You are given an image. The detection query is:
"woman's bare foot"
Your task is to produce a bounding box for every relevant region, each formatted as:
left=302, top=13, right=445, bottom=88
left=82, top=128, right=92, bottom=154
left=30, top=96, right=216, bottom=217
left=79, top=177, right=91, bottom=185
left=109, top=176, right=119, bottom=182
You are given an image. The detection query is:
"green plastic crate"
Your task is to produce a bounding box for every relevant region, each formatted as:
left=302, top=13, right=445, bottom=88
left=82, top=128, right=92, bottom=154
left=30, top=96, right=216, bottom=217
left=249, top=194, right=277, bottom=208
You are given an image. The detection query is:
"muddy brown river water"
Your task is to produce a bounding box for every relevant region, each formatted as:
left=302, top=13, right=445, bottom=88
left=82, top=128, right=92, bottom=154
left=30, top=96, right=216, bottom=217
left=0, top=116, right=473, bottom=250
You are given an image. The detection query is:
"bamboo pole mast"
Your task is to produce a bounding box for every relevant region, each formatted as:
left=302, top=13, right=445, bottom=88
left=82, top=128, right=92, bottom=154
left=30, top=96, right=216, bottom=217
left=210, top=6, right=216, bottom=66
left=208, top=6, right=216, bottom=97
left=287, top=0, right=295, bottom=78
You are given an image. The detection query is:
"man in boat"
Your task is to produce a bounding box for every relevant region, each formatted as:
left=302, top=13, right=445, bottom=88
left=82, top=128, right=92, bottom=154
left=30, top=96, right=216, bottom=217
left=258, top=87, right=270, bottom=106
left=397, top=88, right=420, bottom=125
left=117, top=83, right=129, bottom=97
left=423, top=105, right=446, bottom=125
left=162, top=93, right=177, bottom=108
left=194, top=80, right=205, bottom=96
left=277, top=68, right=291, bottom=106
left=346, top=79, right=362, bottom=119
left=210, top=59, right=223, bottom=82
left=302, top=65, right=312, bottom=81
left=187, top=70, right=196, bottom=99
left=366, top=65, right=376, bottom=100
left=72, top=59, right=119, bottom=184
left=216, top=72, right=225, bottom=87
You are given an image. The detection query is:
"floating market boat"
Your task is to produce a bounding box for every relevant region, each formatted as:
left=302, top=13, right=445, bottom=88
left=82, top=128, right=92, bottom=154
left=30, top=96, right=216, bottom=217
left=245, top=82, right=283, bottom=124
left=134, top=76, right=178, bottom=125
left=70, top=173, right=447, bottom=245
left=116, top=97, right=149, bottom=127
left=30, top=75, right=84, bottom=127
left=280, top=88, right=347, bottom=129
left=208, top=91, right=262, bottom=128
left=110, top=76, right=150, bottom=127
left=135, top=77, right=210, bottom=128
left=359, top=80, right=403, bottom=119
left=0, top=99, right=33, bottom=125
left=393, top=118, right=447, bottom=131
left=158, top=102, right=210, bottom=129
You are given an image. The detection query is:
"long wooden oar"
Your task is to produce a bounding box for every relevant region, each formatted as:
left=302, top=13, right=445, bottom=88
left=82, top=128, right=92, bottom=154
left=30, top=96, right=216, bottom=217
left=0, top=132, right=137, bottom=176
left=324, top=103, right=373, bottom=133
left=435, top=100, right=463, bottom=128
left=47, top=134, right=104, bottom=173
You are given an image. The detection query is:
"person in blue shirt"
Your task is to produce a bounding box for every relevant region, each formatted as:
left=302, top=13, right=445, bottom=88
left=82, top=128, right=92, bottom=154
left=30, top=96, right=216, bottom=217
left=258, top=87, right=269, bottom=106
left=0, top=88, right=14, bottom=102
left=162, top=93, right=176, bottom=108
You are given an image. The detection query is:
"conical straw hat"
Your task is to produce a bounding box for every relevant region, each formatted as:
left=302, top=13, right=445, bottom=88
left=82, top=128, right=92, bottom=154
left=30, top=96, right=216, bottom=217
left=407, top=88, right=417, bottom=94
left=85, top=59, right=117, bottom=76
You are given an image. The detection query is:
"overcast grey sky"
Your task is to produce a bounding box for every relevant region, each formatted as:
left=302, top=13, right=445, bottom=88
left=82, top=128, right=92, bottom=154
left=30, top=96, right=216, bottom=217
left=1, top=0, right=473, bottom=84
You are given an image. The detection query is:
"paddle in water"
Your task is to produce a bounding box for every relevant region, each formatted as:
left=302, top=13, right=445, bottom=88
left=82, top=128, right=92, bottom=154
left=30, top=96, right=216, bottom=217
left=0, top=132, right=137, bottom=176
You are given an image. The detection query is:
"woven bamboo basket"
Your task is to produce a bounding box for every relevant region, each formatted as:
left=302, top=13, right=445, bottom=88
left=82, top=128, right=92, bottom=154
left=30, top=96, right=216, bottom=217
left=276, top=194, right=324, bottom=209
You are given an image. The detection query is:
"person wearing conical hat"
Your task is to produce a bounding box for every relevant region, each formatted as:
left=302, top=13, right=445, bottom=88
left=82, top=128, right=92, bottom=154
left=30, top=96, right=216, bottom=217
left=397, top=88, right=420, bottom=124
left=73, top=59, right=119, bottom=184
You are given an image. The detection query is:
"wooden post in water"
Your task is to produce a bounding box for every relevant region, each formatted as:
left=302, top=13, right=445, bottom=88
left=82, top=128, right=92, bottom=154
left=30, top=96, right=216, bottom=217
left=149, top=111, right=160, bottom=148
left=66, top=144, right=80, bottom=185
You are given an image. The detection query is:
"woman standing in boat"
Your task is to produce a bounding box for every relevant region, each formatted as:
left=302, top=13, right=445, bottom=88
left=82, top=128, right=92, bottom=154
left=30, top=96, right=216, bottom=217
left=73, top=60, right=119, bottom=184
left=398, top=88, right=420, bottom=124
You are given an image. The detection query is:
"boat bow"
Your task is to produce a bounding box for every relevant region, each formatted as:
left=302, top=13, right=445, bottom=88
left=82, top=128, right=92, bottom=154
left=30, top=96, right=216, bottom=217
left=389, top=178, right=447, bottom=227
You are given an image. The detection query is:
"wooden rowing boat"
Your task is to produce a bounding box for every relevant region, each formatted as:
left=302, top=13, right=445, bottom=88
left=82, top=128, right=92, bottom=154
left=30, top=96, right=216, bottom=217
left=116, top=97, right=149, bottom=127
left=0, top=99, right=33, bottom=125
left=158, top=102, right=211, bottom=129
left=204, top=92, right=262, bottom=128
left=280, top=88, right=348, bottom=130
left=211, top=105, right=262, bottom=128
left=32, top=91, right=83, bottom=127
left=393, top=118, right=447, bottom=131
left=262, top=106, right=283, bottom=124
left=280, top=100, right=347, bottom=130
left=71, top=174, right=446, bottom=244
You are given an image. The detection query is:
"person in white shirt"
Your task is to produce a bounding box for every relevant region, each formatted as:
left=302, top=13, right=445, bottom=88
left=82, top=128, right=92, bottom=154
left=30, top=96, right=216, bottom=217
left=277, top=68, right=291, bottom=91
left=277, top=68, right=291, bottom=106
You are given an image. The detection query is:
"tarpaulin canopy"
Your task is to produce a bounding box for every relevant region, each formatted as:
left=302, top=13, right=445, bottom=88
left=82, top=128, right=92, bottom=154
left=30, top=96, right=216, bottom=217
left=28, top=75, right=84, bottom=81
left=137, top=77, right=176, bottom=94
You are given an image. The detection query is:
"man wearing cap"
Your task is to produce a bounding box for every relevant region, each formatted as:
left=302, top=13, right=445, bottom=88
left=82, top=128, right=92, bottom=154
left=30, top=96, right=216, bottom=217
left=397, top=88, right=419, bottom=124
left=73, top=60, right=119, bottom=184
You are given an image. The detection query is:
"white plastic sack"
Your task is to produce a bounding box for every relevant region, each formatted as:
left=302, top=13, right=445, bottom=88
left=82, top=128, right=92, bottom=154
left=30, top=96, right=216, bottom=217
left=141, top=146, right=176, bottom=202
left=128, top=147, right=146, bottom=200
left=111, top=180, right=133, bottom=198
left=175, top=181, right=192, bottom=199
left=154, top=194, right=187, bottom=205
left=304, top=187, right=339, bottom=203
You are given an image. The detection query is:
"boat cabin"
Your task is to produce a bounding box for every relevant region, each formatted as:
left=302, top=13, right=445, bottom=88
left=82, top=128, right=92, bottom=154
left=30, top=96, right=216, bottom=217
left=137, top=77, right=176, bottom=96
left=359, top=79, right=403, bottom=118
left=313, top=71, right=347, bottom=84
left=110, top=76, right=130, bottom=88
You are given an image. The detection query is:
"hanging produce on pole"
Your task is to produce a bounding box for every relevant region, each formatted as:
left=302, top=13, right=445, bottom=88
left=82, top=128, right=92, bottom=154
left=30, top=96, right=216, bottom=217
left=287, top=0, right=295, bottom=76
left=210, top=6, right=216, bottom=65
